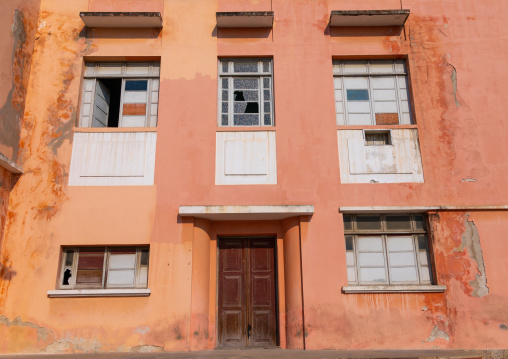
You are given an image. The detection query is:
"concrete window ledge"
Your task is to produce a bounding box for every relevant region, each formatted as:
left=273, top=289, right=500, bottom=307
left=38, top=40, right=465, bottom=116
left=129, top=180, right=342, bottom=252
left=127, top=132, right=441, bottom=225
left=80, top=12, right=163, bottom=28
left=342, top=285, right=446, bottom=294
left=47, top=289, right=151, bottom=298
left=216, top=11, right=274, bottom=28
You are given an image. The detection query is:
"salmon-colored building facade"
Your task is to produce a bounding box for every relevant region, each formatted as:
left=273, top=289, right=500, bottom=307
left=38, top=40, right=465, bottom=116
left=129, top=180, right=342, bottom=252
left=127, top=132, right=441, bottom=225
left=0, top=0, right=507, bottom=356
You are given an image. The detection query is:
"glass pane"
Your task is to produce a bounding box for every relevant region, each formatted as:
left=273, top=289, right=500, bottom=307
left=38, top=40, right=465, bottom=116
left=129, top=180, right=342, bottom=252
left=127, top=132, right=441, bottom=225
left=417, top=235, right=428, bottom=250
left=78, top=253, right=104, bottom=270
left=138, top=266, right=148, bottom=286
left=109, top=253, right=136, bottom=269
left=263, top=78, right=270, bottom=88
left=347, top=89, right=369, bottom=101
left=64, top=251, right=74, bottom=266
left=140, top=249, right=149, bottom=266
left=389, top=267, right=418, bottom=282
left=76, top=270, right=102, bottom=285
left=386, top=236, right=414, bottom=252
left=385, top=216, right=412, bottom=230
left=233, top=78, right=258, bottom=89
left=222, top=90, right=228, bottom=101
left=107, top=269, right=135, bottom=286
left=221, top=114, right=229, bottom=126
left=344, top=61, right=368, bottom=74
left=345, top=235, right=354, bottom=250
left=419, top=251, right=429, bottom=266
left=264, top=102, right=271, bottom=113
left=222, top=78, right=228, bottom=89
left=222, top=102, right=228, bottom=113
left=264, top=114, right=271, bottom=126
left=221, top=61, right=229, bottom=73
left=347, top=267, right=356, bottom=283
left=356, top=236, right=383, bottom=251
left=264, top=90, right=271, bottom=101
left=356, top=216, right=382, bottom=231
left=233, top=114, right=259, bottom=126
left=358, top=252, right=385, bottom=267
left=344, top=77, right=368, bottom=89
left=414, top=215, right=426, bottom=231
left=125, top=80, right=148, bottom=91
left=262, top=61, right=270, bottom=73
left=343, top=215, right=353, bottom=231
left=346, top=252, right=355, bottom=266
left=388, top=252, right=416, bottom=267
left=359, top=267, right=386, bottom=283
left=234, top=61, right=258, bottom=73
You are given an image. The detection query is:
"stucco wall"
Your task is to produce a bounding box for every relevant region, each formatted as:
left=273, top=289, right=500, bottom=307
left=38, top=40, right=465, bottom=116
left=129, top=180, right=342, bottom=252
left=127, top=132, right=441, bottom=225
left=0, top=0, right=507, bottom=354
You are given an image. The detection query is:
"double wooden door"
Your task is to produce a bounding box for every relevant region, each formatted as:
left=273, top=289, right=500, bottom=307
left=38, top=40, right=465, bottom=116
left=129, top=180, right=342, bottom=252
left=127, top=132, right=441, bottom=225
left=218, top=238, right=277, bottom=348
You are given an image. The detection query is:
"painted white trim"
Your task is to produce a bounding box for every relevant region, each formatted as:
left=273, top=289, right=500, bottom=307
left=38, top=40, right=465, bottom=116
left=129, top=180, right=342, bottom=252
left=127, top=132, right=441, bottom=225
left=342, top=285, right=446, bottom=294
left=179, top=205, right=314, bottom=221
left=340, top=206, right=508, bottom=213
left=47, top=289, right=151, bottom=297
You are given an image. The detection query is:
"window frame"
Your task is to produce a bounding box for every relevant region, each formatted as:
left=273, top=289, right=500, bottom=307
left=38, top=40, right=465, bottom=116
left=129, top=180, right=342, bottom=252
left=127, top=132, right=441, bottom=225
left=333, top=59, right=413, bottom=126
left=344, top=214, right=433, bottom=286
left=80, top=62, right=160, bottom=128
left=58, top=246, right=149, bottom=290
left=217, top=58, right=274, bottom=127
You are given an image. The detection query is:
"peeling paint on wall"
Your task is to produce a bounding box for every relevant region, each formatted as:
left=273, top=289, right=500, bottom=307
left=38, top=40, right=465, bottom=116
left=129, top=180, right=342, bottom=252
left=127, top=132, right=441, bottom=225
left=456, top=215, right=489, bottom=298
left=0, top=314, right=52, bottom=341
left=425, top=325, right=450, bottom=342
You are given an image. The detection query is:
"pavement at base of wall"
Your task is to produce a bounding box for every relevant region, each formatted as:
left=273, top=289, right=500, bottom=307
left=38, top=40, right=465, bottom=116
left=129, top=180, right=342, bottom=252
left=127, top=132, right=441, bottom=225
left=0, top=349, right=506, bottom=359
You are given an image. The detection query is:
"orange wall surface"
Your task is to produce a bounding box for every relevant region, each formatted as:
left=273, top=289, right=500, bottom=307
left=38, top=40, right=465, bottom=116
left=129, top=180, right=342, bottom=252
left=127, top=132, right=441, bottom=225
left=1, top=0, right=508, bottom=354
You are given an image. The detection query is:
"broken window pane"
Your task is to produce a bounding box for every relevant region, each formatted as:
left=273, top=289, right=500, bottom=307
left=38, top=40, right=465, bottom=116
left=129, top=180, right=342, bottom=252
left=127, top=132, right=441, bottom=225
left=62, top=269, right=72, bottom=285
left=234, top=102, right=259, bottom=114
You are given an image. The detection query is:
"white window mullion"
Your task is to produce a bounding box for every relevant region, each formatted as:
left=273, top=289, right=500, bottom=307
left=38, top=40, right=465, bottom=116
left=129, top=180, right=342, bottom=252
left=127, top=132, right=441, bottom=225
left=367, top=76, right=375, bottom=125
left=229, top=77, right=234, bottom=127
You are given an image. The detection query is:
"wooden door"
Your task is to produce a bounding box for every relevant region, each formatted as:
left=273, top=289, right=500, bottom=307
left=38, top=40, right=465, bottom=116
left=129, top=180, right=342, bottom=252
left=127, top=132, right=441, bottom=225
left=218, top=238, right=277, bottom=348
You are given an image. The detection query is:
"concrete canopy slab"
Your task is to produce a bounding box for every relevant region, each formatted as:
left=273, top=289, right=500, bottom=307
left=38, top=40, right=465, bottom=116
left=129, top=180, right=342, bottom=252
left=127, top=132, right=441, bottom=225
left=179, top=205, right=313, bottom=221
left=80, top=12, right=163, bottom=28
left=216, top=11, right=274, bottom=28
left=0, top=152, right=22, bottom=174
left=330, top=10, right=410, bottom=27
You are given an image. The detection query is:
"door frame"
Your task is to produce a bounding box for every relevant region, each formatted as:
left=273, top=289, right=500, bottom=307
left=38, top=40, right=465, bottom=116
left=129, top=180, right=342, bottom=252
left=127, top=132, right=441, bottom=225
left=216, top=235, right=280, bottom=349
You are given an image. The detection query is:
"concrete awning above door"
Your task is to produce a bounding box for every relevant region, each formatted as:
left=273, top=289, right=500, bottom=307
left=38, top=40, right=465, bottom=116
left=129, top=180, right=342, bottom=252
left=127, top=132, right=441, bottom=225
left=179, top=205, right=314, bottom=221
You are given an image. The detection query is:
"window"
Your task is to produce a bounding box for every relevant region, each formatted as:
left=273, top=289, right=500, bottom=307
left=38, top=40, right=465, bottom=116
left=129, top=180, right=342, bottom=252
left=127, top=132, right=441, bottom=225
left=333, top=60, right=412, bottom=126
left=364, top=130, right=391, bottom=146
left=218, top=58, right=273, bottom=127
left=344, top=214, right=432, bottom=285
left=80, top=62, right=160, bottom=128
left=59, top=247, right=149, bottom=289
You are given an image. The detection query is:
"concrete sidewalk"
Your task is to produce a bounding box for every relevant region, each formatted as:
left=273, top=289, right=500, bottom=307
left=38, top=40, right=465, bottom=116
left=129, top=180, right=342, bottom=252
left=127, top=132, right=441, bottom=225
left=0, top=349, right=505, bottom=359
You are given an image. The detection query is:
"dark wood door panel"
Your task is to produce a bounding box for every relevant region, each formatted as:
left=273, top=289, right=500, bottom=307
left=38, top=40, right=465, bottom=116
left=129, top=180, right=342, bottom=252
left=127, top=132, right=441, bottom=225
left=218, top=238, right=277, bottom=348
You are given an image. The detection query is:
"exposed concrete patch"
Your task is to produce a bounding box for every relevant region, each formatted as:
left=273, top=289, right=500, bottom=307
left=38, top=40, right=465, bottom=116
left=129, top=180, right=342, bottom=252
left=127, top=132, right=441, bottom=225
left=456, top=214, right=489, bottom=297
left=449, top=64, right=460, bottom=108
left=41, top=341, right=71, bottom=353
left=0, top=314, right=53, bottom=341
left=461, top=178, right=477, bottom=182
left=129, top=345, right=164, bottom=353
left=426, top=325, right=450, bottom=342
left=134, top=326, right=150, bottom=334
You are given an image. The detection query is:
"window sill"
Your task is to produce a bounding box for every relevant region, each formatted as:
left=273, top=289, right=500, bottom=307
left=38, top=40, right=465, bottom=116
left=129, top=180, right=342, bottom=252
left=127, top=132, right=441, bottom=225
left=47, top=289, right=151, bottom=298
left=216, top=127, right=276, bottom=132
left=337, top=125, right=418, bottom=130
left=73, top=127, right=157, bottom=133
left=342, top=285, right=446, bottom=294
